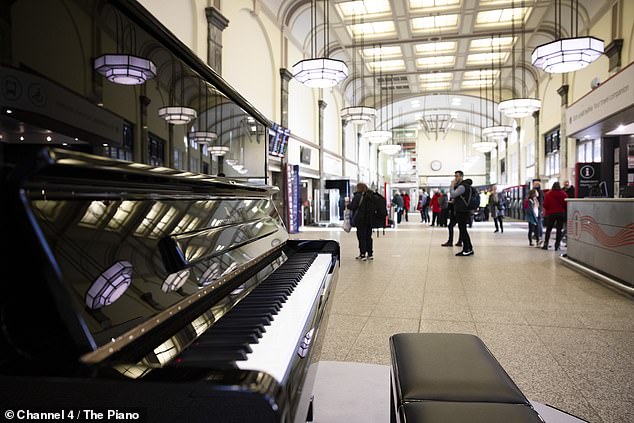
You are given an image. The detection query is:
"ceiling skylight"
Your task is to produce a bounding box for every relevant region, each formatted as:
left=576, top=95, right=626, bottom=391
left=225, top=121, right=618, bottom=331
left=411, top=14, right=459, bottom=33
left=409, top=0, right=460, bottom=11
left=348, top=21, right=396, bottom=37
left=420, top=82, right=452, bottom=91
left=470, top=37, right=515, bottom=51
left=419, top=72, right=453, bottom=81
left=476, top=7, right=529, bottom=27
left=361, top=46, right=402, bottom=59
left=337, top=0, right=391, bottom=19
left=415, top=41, right=457, bottom=55
left=461, top=79, right=494, bottom=88
left=466, top=52, right=509, bottom=65
left=367, top=59, right=406, bottom=72
left=463, top=69, right=499, bottom=79
left=416, top=56, right=456, bottom=68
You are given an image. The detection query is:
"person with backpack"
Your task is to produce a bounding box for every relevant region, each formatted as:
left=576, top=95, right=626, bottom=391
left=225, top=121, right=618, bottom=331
left=449, top=170, right=477, bottom=256
left=347, top=182, right=374, bottom=261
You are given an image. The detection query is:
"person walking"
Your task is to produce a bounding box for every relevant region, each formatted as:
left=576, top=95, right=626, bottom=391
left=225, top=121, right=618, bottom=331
left=438, top=190, right=449, bottom=226
left=392, top=191, right=404, bottom=224
left=402, top=191, right=410, bottom=222
left=488, top=185, right=506, bottom=233
left=524, top=189, right=541, bottom=246
left=419, top=190, right=430, bottom=223
left=542, top=182, right=568, bottom=251
left=450, top=171, right=474, bottom=256
left=348, top=183, right=374, bottom=261
left=430, top=190, right=441, bottom=226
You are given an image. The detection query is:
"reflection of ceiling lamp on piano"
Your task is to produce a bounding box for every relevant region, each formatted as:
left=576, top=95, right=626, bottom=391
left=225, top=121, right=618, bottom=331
left=188, top=81, right=217, bottom=145
left=208, top=145, right=230, bottom=156
left=291, top=0, right=348, bottom=88
left=93, top=13, right=156, bottom=85
left=225, top=159, right=238, bottom=166
left=85, top=261, right=133, bottom=310
left=531, top=0, right=603, bottom=73
left=158, top=106, right=197, bottom=124
left=188, top=131, right=217, bottom=145
left=161, top=269, right=190, bottom=293
left=158, top=61, right=197, bottom=124
left=94, top=54, right=157, bottom=85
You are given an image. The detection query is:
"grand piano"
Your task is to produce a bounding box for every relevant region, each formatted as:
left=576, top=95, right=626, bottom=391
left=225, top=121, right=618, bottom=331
left=0, top=146, right=340, bottom=423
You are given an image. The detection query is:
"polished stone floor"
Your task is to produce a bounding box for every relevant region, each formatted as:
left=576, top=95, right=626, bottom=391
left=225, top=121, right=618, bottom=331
left=293, top=215, right=634, bottom=423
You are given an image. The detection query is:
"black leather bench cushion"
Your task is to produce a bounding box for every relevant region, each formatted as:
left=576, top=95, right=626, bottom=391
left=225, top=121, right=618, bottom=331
left=390, top=333, right=529, bottom=404
left=401, top=401, right=544, bottom=423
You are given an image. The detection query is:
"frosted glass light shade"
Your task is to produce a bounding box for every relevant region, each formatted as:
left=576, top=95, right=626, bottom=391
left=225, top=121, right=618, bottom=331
left=498, top=98, right=542, bottom=118
left=292, top=58, right=349, bottom=88
left=482, top=125, right=513, bottom=140
left=531, top=37, right=604, bottom=73
left=363, top=130, right=391, bottom=144
left=158, top=106, right=197, bottom=124
left=208, top=145, right=230, bottom=156
left=341, top=106, right=377, bottom=123
left=378, top=144, right=402, bottom=155
left=472, top=141, right=497, bottom=153
left=94, top=54, right=157, bottom=85
left=188, top=131, right=218, bottom=145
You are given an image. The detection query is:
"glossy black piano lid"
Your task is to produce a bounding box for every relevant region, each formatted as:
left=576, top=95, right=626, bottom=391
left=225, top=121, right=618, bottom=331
left=8, top=148, right=289, bottom=352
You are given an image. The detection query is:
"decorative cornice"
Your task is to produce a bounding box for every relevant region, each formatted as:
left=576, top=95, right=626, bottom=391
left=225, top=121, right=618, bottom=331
left=205, top=7, right=229, bottom=31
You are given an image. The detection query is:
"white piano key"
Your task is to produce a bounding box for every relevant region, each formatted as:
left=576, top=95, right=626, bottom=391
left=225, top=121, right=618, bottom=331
left=236, top=253, right=331, bottom=383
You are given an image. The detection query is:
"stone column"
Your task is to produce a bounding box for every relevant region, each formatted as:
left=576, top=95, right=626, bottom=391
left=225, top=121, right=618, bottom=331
left=485, top=152, right=491, bottom=185
left=280, top=69, right=292, bottom=128
left=532, top=110, right=540, bottom=179
left=557, top=84, right=569, bottom=180
left=205, top=7, right=229, bottom=74
left=318, top=100, right=327, bottom=188
left=341, top=119, right=347, bottom=177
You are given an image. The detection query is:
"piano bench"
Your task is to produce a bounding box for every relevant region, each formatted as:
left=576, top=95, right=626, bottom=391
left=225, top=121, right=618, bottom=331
left=389, top=333, right=543, bottom=423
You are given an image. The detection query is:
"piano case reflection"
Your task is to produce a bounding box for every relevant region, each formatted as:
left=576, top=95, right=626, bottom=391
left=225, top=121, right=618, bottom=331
left=0, top=147, right=340, bottom=423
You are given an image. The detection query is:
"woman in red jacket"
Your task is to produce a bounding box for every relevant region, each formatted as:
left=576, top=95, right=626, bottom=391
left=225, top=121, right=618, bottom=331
left=542, top=182, right=568, bottom=251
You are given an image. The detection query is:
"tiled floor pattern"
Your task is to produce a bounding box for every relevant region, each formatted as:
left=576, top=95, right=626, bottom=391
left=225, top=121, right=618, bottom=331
left=293, top=216, right=634, bottom=423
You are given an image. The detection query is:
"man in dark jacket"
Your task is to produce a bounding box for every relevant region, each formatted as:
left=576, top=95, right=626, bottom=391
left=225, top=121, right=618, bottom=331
left=392, top=192, right=404, bottom=224
left=348, top=182, right=374, bottom=261
left=449, top=171, right=474, bottom=256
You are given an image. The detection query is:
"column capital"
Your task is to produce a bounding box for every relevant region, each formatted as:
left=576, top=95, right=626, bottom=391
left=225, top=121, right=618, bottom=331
left=205, top=7, right=229, bottom=31
left=557, top=84, right=569, bottom=106
left=318, top=100, right=327, bottom=110
left=605, top=39, right=624, bottom=72
left=280, top=68, right=293, bottom=81
left=532, top=110, right=540, bottom=120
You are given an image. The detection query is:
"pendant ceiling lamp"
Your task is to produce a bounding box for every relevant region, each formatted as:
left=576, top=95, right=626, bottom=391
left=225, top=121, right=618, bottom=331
left=94, top=11, right=156, bottom=85
left=158, top=59, right=197, bottom=124
left=341, top=14, right=376, bottom=123
left=473, top=69, right=498, bottom=154
left=292, top=0, right=348, bottom=88
left=531, top=0, right=603, bottom=73
left=378, top=77, right=401, bottom=155
left=363, top=47, right=391, bottom=144
left=189, top=82, right=218, bottom=145
left=499, top=1, right=541, bottom=118
left=483, top=39, right=512, bottom=141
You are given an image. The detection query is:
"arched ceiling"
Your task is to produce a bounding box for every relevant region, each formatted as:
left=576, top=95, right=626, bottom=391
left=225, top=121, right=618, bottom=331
left=260, top=0, right=614, bottom=130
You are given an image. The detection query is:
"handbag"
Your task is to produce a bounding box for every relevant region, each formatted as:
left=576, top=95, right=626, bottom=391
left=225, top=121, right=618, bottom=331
left=343, top=209, right=352, bottom=233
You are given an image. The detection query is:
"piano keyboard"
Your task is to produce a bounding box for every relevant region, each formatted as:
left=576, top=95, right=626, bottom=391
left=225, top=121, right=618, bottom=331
left=175, top=252, right=333, bottom=382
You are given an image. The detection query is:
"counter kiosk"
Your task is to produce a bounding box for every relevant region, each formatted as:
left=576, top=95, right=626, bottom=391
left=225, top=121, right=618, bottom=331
left=562, top=199, right=634, bottom=295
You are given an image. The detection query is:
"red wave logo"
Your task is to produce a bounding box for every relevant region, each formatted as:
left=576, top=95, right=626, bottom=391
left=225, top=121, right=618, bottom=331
left=568, top=211, right=634, bottom=248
